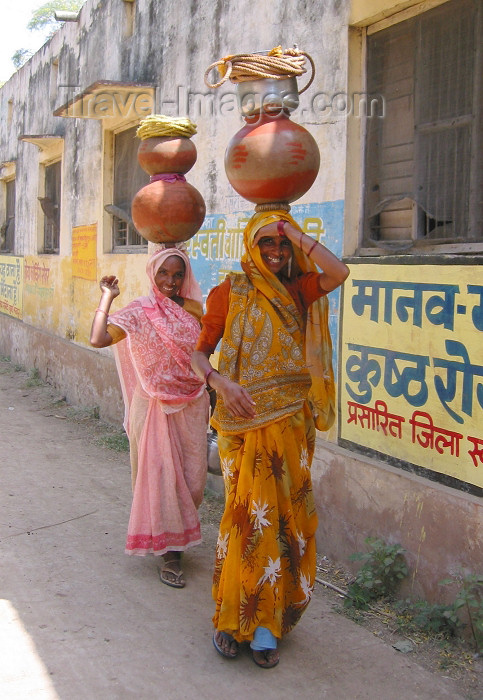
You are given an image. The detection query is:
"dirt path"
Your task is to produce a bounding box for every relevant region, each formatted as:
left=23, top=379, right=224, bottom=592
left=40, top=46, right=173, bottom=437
left=0, top=359, right=478, bottom=699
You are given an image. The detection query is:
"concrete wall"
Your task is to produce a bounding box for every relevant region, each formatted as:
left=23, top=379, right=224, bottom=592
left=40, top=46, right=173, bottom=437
left=0, top=314, right=123, bottom=424
left=0, top=0, right=480, bottom=603
left=312, top=439, right=482, bottom=602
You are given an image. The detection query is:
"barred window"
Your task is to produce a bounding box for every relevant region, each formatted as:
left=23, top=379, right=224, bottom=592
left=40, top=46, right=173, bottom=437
left=1, top=179, right=15, bottom=253
left=363, top=0, right=483, bottom=251
left=110, top=125, right=149, bottom=250
left=41, top=161, right=61, bottom=254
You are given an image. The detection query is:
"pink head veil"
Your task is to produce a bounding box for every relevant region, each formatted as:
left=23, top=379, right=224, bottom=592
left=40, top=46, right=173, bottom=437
left=145, top=245, right=202, bottom=305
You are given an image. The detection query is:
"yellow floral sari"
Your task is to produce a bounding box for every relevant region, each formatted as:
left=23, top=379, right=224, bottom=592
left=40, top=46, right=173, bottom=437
left=211, top=211, right=335, bottom=643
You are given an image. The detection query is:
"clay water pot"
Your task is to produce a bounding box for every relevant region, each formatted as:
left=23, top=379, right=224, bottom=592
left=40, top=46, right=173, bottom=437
left=236, top=76, right=299, bottom=117
left=224, top=113, right=320, bottom=204
left=207, top=429, right=222, bottom=475
left=137, top=136, right=197, bottom=176
left=131, top=180, right=206, bottom=244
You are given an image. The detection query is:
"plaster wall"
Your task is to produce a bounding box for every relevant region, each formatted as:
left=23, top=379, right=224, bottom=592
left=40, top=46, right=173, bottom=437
left=1, top=0, right=351, bottom=225
left=0, top=314, right=123, bottom=424
left=312, top=439, right=482, bottom=603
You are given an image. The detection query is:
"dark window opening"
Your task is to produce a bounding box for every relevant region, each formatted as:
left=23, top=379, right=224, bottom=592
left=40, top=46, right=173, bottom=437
left=363, top=0, right=482, bottom=250
left=110, top=126, right=149, bottom=250
left=1, top=179, right=15, bottom=253
left=41, top=161, right=61, bottom=254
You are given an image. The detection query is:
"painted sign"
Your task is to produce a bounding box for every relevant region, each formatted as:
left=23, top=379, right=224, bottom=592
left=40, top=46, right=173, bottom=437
left=340, top=263, right=483, bottom=491
left=72, top=224, right=97, bottom=281
left=0, top=255, right=23, bottom=319
left=24, top=256, right=54, bottom=301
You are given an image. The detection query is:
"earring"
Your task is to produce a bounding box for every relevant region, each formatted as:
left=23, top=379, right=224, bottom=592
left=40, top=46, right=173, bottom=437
left=287, top=256, right=292, bottom=278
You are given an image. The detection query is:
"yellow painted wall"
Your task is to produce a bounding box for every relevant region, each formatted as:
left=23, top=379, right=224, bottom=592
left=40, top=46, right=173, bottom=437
left=20, top=243, right=150, bottom=346
left=341, top=263, right=483, bottom=490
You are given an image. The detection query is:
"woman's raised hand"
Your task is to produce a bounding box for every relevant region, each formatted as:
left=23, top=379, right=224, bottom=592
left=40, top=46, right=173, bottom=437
left=100, top=275, right=120, bottom=299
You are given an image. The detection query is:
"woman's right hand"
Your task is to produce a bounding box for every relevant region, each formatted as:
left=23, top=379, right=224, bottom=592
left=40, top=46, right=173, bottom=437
left=100, top=275, right=120, bottom=299
left=190, top=351, right=256, bottom=420
left=215, top=376, right=256, bottom=419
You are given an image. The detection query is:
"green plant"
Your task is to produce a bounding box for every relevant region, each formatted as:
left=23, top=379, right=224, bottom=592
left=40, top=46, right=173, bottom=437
left=97, top=431, right=130, bottom=452
left=65, top=405, right=100, bottom=422
left=441, top=573, right=483, bottom=653
left=0, top=356, right=11, bottom=374
left=344, top=537, right=408, bottom=610
left=25, top=368, right=43, bottom=387
left=396, top=598, right=463, bottom=637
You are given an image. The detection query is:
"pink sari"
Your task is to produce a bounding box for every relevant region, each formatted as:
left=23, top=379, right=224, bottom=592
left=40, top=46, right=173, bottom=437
left=108, top=248, right=209, bottom=556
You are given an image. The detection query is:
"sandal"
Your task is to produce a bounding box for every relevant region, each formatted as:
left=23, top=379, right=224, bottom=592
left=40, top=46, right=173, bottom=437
left=252, top=648, right=280, bottom=669
left=213, top=630, right=239, bottom=659
left=158, top=559, right=186, bottom=589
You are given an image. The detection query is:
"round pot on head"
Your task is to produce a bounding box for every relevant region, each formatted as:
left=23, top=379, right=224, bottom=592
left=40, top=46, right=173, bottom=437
left=137, top=136, right=197, bottom=176
left=224, top=113, right=320, bottom=205
left=131, top=180, right=206, bottom=244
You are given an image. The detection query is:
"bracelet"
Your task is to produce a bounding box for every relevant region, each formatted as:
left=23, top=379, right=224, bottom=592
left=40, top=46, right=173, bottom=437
left=299, top=230, right=304, bottom=249
left=277, top=220, right=286, bottom=236
left=96, top=308, right=108, bottom=316
left=204, top=367, right=217, bottom=387
left=307, top=240, right=318, bottom=257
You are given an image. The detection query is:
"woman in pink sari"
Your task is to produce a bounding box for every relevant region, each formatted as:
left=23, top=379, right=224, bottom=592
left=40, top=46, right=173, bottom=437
left=90, top=245, right=209, bottom=588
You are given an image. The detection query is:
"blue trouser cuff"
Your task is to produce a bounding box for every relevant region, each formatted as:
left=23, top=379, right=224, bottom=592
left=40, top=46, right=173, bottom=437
left=250, top=626, right=277, bottom=650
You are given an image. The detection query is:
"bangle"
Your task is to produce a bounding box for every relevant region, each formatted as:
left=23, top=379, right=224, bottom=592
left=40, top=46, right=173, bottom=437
left=307, top=240, right=318, bottom=257
left=204, top=367, right=217, bottom=387
left=299, top=230, right=304, bottom=249
left=96, top=308, right=108, bottom=316
left=277, top=220, right=286, bottom=236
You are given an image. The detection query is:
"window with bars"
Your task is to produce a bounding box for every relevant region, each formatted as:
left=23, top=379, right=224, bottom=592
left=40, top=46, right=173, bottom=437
left=363, top=0, right=483, bottom=250
left=111, top=125, right=149, bottom=249
left=1, top=179, right=15, bottom=253
left=41, top=161, right=61, bottom=254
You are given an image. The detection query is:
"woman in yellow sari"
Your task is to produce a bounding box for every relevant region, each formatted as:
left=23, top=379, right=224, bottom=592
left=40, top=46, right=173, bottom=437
left=192, top=211, right=349, bottom=668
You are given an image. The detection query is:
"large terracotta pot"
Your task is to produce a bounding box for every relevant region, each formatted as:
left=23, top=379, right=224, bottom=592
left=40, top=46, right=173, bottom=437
left=131, top=180, right=206, bottom=243
left=224, top=113, right=320, bottom=204
left=137, top=136, right=197, bottom=176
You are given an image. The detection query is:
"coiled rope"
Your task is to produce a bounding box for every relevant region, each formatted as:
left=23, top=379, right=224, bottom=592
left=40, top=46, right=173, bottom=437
left=204, top=45, right=315, bottom=94
left=255, top=202, right=291, bottom=212
left=136, top=115, right=197, bottom=140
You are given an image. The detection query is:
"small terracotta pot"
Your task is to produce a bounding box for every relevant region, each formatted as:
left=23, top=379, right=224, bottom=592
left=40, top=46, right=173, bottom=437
left=131, top=180, right=206, bottom=243
left=137, top=136, right=197, bottom=175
